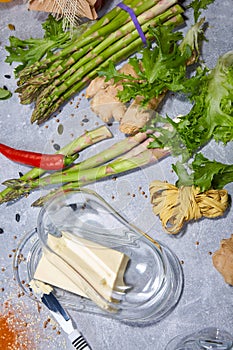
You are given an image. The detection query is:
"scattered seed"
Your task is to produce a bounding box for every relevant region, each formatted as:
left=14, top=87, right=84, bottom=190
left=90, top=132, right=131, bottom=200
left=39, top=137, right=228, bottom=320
left=0, top=228, right=4, bottom=234
left=53, top=143, right=60, bottom=151
left=195, top=241, right=199, bottom=246
left=15, top=213, right=20, bottom=222
left=69, top=203, right=77, bottom=211
left=180, top=260, right=184, bottom=265
left=82, top=117, right=89, bottom=123
left=3, top=85, right=8, bottom=90
left=4, top=74, right=11, bottom=79
left=208, top=251, right=213, bottom=255
left=18, top=172, right=24, bottom=177
left=57, top=124, right=64, bottom=135
left=8, top=23, right=15, bottom=30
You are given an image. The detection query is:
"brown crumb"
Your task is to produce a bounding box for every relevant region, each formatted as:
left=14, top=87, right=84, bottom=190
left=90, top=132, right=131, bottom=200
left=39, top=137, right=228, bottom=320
left=8, top=23, right=15, bottom=30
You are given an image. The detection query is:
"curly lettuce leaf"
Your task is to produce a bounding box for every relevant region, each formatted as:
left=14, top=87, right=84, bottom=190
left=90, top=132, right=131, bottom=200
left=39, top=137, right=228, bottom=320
left=172, top=51, right=233, bottom=155
left=98, top=24, right=193, bottom=106
left=5, top=15, right=74, bottom=75
left=173, top=153, right=233, bottom=192
left=188, top=0, right=216, bottom=22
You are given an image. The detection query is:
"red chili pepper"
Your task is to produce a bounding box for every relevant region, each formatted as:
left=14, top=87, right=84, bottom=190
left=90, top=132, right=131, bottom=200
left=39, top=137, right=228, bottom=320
left=0, top=143, right=78, bottom=170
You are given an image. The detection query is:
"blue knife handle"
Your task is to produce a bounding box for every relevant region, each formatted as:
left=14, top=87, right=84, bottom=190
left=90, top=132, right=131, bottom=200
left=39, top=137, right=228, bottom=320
left=68, top=329, right=92, bottom=350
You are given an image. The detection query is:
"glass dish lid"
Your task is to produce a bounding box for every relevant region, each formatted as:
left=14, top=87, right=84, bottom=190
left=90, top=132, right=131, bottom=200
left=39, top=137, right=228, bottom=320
left=14, top=188, right=184, bottom=324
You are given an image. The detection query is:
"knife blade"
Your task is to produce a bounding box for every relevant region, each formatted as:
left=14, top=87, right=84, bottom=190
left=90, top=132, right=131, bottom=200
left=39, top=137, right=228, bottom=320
left=41, top=292, right=92, bottom=350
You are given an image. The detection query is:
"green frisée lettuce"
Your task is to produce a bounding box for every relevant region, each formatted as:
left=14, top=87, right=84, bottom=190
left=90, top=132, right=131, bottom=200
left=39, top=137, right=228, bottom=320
left=173, top=153, right=233, bottom=192
left=188, top=0, right=216, bottom=22
left=153, top=51, right=233, bottom=192
left=98, top=22, right=199, bottom=106
left=172, top=51, right=233, bottom=154
left=5, top=15, right=91, bottom=75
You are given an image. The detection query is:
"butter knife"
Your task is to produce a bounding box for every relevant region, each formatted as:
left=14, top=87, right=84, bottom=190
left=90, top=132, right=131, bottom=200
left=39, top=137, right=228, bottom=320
left=41, top=292, right=92, bottom=350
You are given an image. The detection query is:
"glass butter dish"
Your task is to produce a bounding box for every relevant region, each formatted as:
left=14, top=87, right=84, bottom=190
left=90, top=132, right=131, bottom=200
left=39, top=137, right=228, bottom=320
left=14, top=188, right=183, bottom=324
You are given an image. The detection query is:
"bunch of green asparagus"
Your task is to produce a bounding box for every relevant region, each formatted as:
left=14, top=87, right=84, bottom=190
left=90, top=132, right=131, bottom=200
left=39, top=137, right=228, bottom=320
left=0, top=126, right=168, bottom=206
left=16, top=0, right=184, bottom=124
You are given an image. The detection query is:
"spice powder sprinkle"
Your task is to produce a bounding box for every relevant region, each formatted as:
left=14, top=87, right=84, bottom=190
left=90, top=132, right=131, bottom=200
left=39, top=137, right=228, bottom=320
left=0, top=308, right=35, bottom=349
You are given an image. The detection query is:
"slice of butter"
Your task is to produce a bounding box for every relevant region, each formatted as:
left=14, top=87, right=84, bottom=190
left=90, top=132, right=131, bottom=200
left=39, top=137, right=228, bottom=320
left=33, top=231, right=129, bottom=310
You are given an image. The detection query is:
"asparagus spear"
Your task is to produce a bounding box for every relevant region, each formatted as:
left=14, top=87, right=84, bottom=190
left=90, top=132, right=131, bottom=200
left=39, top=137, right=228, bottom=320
left=18, top=0, right=159, bottom=81
left=32, top=146, right=169, bottom=207
left=29, top=7, right=184, bottom=124
left=3, top=137, right=168, bottom=193
left=3, top=131, right=149, bottom=190
left=0, top=126, right=112, bottom=203
left=22, top=0, right=175, bottom=89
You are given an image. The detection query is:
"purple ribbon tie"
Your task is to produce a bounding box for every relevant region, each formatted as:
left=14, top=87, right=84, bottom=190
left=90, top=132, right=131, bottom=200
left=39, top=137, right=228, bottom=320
left=117, top=2, right=147, bottom=45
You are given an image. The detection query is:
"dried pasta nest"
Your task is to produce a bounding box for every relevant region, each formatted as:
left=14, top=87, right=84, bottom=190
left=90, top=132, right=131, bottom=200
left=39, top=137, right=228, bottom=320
left=149, top=180, right=229, bottom=234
